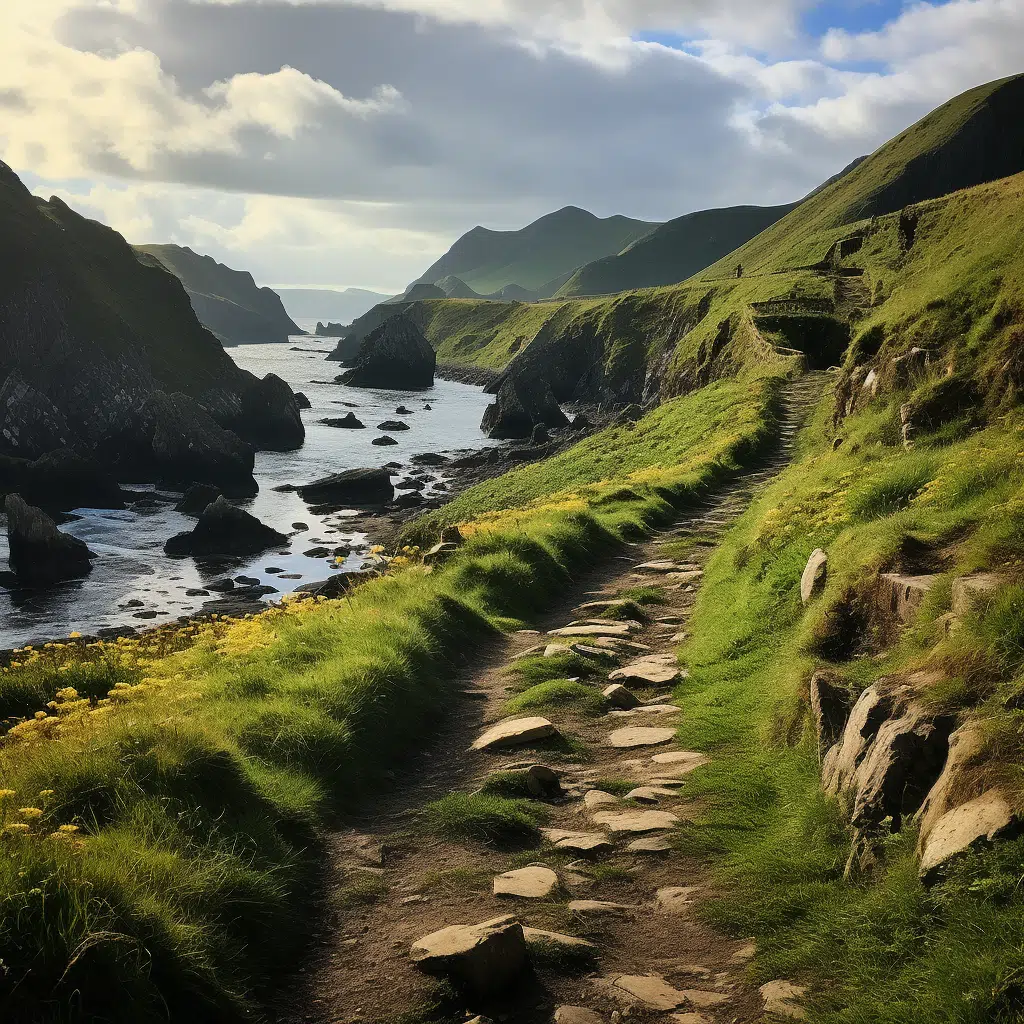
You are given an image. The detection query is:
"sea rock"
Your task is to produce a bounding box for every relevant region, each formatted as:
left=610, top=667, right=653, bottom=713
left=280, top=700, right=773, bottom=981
left=294, top=392, right=311, bottom=410
left=377, top=420, right=410, bottom=431
left=472, top=717, right=557, bottom=751
left=410, top=915, right=527, bottom=996
left=4, top=493, right=95, bottom=584
left=607, top=727, right=676, bottom=749
left=164, top=496, right=288, bottom=558
left=372, top=436, right=399, bottom=446
left=175, top=483, right=222, bottom=517
left=141, top=391, right=257, bottom=497
left=237, top=372, right=304, bottom=451
left=800, top=549, right=828, bottom=604
left=320, top=413, right=365, bottom=429
left=481, top=376, right=569, bottom=440
left=393, top=492, right=423, bottom=509
left=292, top=468, right=394, bottom=508
left=603, top=684, right=642, bottom=710
left=493, top=866, right=558, bottom=899
left=411, top=453, right=449, bottom=466
left=340, top=316, right=436, bottom=390
left=0, top=372, right=73, bottom=459
left=295, top=574, right=360, bottom=600
left=4, top=448, right=125, bottom=511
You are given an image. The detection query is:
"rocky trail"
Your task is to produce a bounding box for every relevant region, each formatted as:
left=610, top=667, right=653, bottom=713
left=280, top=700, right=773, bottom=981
left=271, top=372, right=829, bottom=1024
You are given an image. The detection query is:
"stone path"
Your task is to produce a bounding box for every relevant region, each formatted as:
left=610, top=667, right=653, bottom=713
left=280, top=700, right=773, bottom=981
left=269, top=374, right=828, bottom=1024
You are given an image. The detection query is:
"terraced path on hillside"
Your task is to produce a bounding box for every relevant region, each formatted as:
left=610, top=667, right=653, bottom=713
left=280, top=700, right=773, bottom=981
left=272, top=371, right=830, bottom=1024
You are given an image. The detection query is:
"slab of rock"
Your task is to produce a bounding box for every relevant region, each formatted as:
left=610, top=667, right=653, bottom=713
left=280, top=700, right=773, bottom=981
left=652, top=751, right=710, bottom=772
left=609, top=660, right=681, bottom=687
left=626, top=835, right=673, bottom=854
left=4, top=493, right=95, bottom=584
left=524, top=929, right=597, bottom=954
left=665, top=571, right=704, bottom=585
left=809, top=669, right=853, bottom=763
left=472, top=717, right=557, bottom=751
left=609, top=705, right=681, bottom=719
left=591, top=810, right=679, bottom=836
left=567, top=900, right=633, bottom=916
left=554, top=1007, right=603, bottom=1024
left=410, top=915, right=526, bottom=995
left=377, top=420, right=410, bottom=431
left=544, top=643, right=571, bottom=657
left=760, top=980, right=807, bottom=1019
left=340, top=315, right=436, bottom=390
left=671, top=1014, right=711, bottom=1024
left=877, top=572, right=939, bottom=624
left=800, top=549, right=828, bottom=605
left=919, top=790, right=1021, bottom=882
left=549, top=623, right=633, bottom=638
left=627, top=786, right=679, bottom=803
left=0, top=372, right=73, bottom=459
left=584, top=790, right=620, bottom=811
left=493, top=866, right=558, bottom=899
left=679, top=991, right=729, bottom=1009
left=655, top=886, right=699, bottom=913
left=293, top=467, right=394, bottom=507
left=634, top=560, right=686, bottom=573
left=603, top=684, right=641, bottom=710
left=321, top=413, right=365, bottom=429
left=164, top=496, right=288, bottom=558
left=607, top=975, right=689, bottom=1011
left=608, top=727, right=675, bottom=749
left=542, top=829, right=614, bottom=855
left=821, top=683, right=898, bottom=796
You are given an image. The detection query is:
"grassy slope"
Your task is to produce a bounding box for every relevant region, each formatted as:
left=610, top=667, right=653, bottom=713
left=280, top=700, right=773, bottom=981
left=0, top=370, right=778, bottom=1022
left=413, top=207, right=659, bottom=295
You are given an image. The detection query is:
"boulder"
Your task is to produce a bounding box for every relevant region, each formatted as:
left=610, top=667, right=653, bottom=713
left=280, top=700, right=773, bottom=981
left=583, top=790, right=620, bottom=811
left=0, top=373, right=73, bottom=459
left=393, top=492, right=423, bottom=509
left=13, top=448, right=125, bottom=511
left=951, top=573, right=1003, bottom=618
left=340, top=316, right=436, bottom=390
left=396, top=406, right=413, bottom=415
left=293, top=468, right=394, bottom=508
left=526, top=764, right=562, bottom=798
left=164, top=496, right=288, bottom=558
left=373, top=436, right=399, bottom=446
left=876, top=573, right=939, bottom=624
left=472, top=717, right=557, bottom=751
left=295, top=574, right=360, bottom=600
left=294, top=392, right=312, bottom=410
left=175, top=483, right=222, bottom=517
left=481, top=376, right=569, bottom=440
left=4, top=493, right=95, bottom=584
left=410, top=916, right=527, bottom=996
left=821, top=683, right=898, bottom=795
left=800, top=549, right=828, bottom=604
left=919, top=791, right=1022, bottom=882
left=320, top=414, right=365, bottom=429
left=603, top=684, right=641, bottom=710
left=377, top=420, right=410, bottom=431
left=237, top=372, right=304, bottom=451
left=530, top=423, right=550, bottom=445
left=141, top=391, right=256, bottom=497
left=808, top=670, right=853, bottom=763
left=411, top=453, right=449, bottom=466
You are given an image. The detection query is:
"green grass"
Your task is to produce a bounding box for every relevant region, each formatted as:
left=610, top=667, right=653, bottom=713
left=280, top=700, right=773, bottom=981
left=420, top=794, right=547, bottom=847
left=502, top=680, right=604, bottom=717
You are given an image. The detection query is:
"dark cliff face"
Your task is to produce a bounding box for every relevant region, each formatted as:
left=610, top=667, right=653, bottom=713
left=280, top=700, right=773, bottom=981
left=0, top=162, right=304, bottom=481
left=135, top=244, right=301, bottom=346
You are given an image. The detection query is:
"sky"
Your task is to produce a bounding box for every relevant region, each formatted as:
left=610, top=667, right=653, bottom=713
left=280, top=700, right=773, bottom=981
left=1, top=0, right=1022, bottom=293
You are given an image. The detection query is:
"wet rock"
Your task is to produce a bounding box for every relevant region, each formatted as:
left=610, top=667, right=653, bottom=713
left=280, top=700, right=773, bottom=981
left=530, top=423, right=550, bottom=445
left=603, top=684, right=642, bottom=710
left=410, top=915, right=527, bottom=996
left=377, top=420, right=410, bottom=431
left=175, top=483, right=222, bottom=517
left=481, top=376, right=569, bottom=440
left=340, top=316, right=436, bottom=390
left=236, top=372, right=305, bottom=451
left=800, top=549, right=828, bottom=604
left=0, top=448, right=125, bottom=511
left=396, top=405, right=413, bottom=415
left=392, top=492, right=423, bottom=509
left=809, top=669, right=854, bottom=763
left=373, top=435, right=399, bottom=446
left=294, top=392, right=311, bottom=410
left=235, top=576, right=260, bottom=586
left=185, top=588, right=210, bottom=597
left=759, top=981, right=807, bottom=1020
left=320, top=413, right=365, bottom=429
left=397, top=478, right=426, bottom=491
left=292, top=468, right=394, bottom=507
left=411, top=453, right=449, bottom=466
left=303, top=547, right=331, bottom=558
left=4, top=493, right=95, bottom=584
left=607, top=727, right=676, bottom=749
left=472, top=717, right=558, bottom=751
left=164, top=496, right=288, bottom=558
left=493, top=866, right=558, bottom=899
left=141, top=391, right=257, bottom=497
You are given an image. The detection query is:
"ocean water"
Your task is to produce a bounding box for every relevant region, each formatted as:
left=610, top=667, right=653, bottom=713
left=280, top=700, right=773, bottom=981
left=0, top=333, right=499, bottom=648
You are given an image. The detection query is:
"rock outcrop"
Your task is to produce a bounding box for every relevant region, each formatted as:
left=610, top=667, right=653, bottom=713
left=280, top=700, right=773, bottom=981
left=164, top=496, right=288, bottom=558
left=175, top=483, right=222, bottom=517
left=288, top=468, right=394, bottom=509
left=4, top=493, right=95, bottom=584
left=481, top=376, right=569, bottom=440
left=410, top=916, right=527, bottom=995
left=338, top=316, right=436, bottom=390
left=800, top=549, right=828, bottom=604
left=0, top=373, right=74, bottom=459
left=0, top=448, right=125, bottom=511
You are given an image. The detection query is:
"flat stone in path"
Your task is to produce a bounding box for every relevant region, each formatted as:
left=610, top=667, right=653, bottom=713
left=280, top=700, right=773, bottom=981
left=524, top=929, right=597, bottom=954
left=542, top=829, right=614, bottom=855
left=548, top=623, right=634, bottom=638
left=609, top=660, right=681, bottom=686
left=554, top=1008, right=603, bottom=1024
left=410, top=915, right=527, bottom=995
left=603, top=683, right=641, bottom=709
left=627, top=786, right=680, bottom=803
left=626, top=835, right=673, bottom=854
left=583, top=790, right=620, bottom=811
left=605, top=975, right=690, bottom=1011
left=760, top=980, right=808, bottom=1019
left=493, top=866, right=558, bottom=899
left=472, top=717, right=557, bottom=751
left=634, top=560, right=700, bottom=574
left=544, top=643, right=571, bottom=657
left=568, top=900, right=634, bottom=915
left=591, top=810, right=680, bottom=836
left=652, top=750, right=710, bottom=771
left=609, top=705, right=681, bottom=718
left=656, top=886, right=699, bottom=913
left=608, top=726, right=676, bottom=748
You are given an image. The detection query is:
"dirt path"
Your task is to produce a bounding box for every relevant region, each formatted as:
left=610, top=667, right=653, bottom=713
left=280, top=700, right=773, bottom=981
left=270, top=373, right=828, bottom=1024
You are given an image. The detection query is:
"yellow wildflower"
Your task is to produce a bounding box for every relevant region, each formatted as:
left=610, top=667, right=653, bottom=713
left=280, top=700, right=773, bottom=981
left=58, top=824, right=79, bottom=833
left=38, top=790, right=55, bottom=800
left=3, top=823, right=30, bottom=835
left=0, top=790, right=15, bottom=800
left=18, top=808, right=43, bottom=820
left=69, top=632, right=82, bottom=639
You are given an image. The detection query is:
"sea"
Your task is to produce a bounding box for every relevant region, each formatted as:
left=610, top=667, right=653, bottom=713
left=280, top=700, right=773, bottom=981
left=0, top=324, right=501, bottom=648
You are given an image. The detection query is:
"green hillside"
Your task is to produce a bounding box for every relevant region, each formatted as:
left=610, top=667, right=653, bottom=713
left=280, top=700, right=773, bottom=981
left=136, top=244, right=301, bottom=346
left=557, top=202, right=796, bottom=297
left=413, top=205, right=660, bottom=295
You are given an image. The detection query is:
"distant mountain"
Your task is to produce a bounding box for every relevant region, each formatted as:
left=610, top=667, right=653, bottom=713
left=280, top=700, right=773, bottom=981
left=276, top=287, right=392, bottom=324
left=557, top=204, right=797, bottom=297
left=414, top=206, right=660, bottom=296
left=135, top=244, right=301, bottom=346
